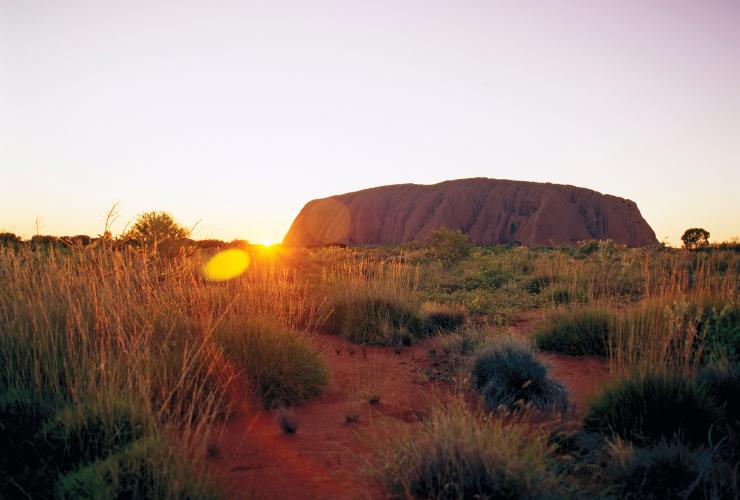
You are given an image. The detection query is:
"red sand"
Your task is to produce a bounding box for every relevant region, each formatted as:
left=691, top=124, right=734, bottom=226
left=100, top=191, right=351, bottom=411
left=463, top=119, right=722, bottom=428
left=208, top=312, right=612, bottom=499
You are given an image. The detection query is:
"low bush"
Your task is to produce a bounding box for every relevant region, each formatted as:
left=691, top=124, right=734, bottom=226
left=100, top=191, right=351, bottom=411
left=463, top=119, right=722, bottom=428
left=472, top=336, right=569, bottom=414
left=583, top=373, right=722, bottom=447
left=544, top=285, right=589, bottom=306
left=533, top=307, right=614, bottom=356
left=367, top=399, right=557, bottom=499
left=324, top=296, right=424, bottom=346
left=38, top=396, right=151, bottom=472
left=697, top=364, right=740, bottom=461
left=426, top=329, right=487, bottom=381
left=602, top=441, right=731, bottom=500
left=0, top=390, right=59, bottom=497
left=420, top=302, right=466, bottom=333
left=215, top=317, right=328, bottom=408
left=57, top=437, right=220, bottom=499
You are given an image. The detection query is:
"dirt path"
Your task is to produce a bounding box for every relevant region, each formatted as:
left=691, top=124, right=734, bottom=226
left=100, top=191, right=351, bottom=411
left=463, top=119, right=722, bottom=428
left=209, top=310, right=612, bottom=499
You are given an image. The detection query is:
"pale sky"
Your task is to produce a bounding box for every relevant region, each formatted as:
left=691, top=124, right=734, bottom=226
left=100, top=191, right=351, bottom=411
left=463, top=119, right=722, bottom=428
left=1, top=0, right=738, bottom=245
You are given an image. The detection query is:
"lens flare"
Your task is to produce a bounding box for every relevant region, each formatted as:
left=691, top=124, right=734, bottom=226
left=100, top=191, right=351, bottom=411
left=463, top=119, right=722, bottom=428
left=203, top=249, right=250, bottom=281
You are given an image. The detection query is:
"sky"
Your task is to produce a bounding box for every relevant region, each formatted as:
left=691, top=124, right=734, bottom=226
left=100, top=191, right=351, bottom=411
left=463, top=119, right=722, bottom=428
left=1, top=0, right=739, bottom=245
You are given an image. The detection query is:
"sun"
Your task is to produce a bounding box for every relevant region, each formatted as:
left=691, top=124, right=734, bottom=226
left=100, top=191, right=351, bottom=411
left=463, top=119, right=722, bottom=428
left=261, top=239, right=273, bottom=247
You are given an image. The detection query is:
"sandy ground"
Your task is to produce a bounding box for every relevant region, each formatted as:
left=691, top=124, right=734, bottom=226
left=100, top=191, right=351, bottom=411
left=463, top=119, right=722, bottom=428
left=208, top=311, right=612, bottom=499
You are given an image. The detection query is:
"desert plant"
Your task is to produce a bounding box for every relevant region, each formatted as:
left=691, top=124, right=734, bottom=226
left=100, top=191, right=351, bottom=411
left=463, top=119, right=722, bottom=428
left=215, top=317, right=328, bottom=408
left=697, top=363, right=740, bottom=462
left=601, top=440, right=730, bottom=499
left=324, top=296, right=424, bottom=346
left=682, top=227, right=711, bottom=250
left=420, top=301, right=467, bottom=333
left=583, top=373, right=722, bottom=447
left=57, top=437, right=220, bottom=500
left=123, top=211, right=189, bottom=244
left=426, top=228, right=474, bottom=268
left=367, top=399, right=557, bottom=499
left=0, top=232, right=21, bottom=246
left=534, top=307, right=614, bottom=356
left=426, top=329, right=487, bottom=381
left=472, top=336, right=569, bottom=414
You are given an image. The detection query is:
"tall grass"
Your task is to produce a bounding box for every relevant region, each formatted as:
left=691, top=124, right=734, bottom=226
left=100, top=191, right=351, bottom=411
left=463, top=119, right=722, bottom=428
left=0, top=245, right=330, bottom=497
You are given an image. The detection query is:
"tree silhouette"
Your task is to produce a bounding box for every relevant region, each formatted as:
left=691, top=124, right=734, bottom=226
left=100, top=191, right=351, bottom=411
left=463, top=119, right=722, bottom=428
left=681, top=228, right=710, bottom=250
left=125, top=211, right=189, bottom=244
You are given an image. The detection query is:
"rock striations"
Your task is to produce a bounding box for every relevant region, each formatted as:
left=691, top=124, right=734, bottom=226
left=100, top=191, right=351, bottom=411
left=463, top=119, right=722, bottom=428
left=283, top=178, right=657, bottom=248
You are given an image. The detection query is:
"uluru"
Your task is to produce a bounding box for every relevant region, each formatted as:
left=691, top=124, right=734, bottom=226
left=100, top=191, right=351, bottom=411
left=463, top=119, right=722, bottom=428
left=283, top=178, right=658, bottom=247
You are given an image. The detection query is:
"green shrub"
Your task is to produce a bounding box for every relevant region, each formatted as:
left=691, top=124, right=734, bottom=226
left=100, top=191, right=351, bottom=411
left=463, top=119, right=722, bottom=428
left=697, top=364, right=740, bottom=461
left=324, top=296, right=424, bottom=346
left=603, top=441, right=730, bottom=500
left=367, top=400, right=556, bottom=499
left=420, top=302, right=466, bottom=333
left=425, top=228, right=474, bottom=268
left=583, top=373, right=722, bottom=447
left=472, top=336, right=569, bottom=414
left=698, top=302, right=740, bottom=364
left=533, top=307, right=614, bottom=356
left=215, top=317, right=328, bottom=408
left=523, top=274, right=553, bottom=295
left=57, top=437, right=220, bottom=500
left=0, top=390, right=59, bottom=497
left=38, top=396, right=150, bottom=472
left=545, top=285, right=589, bottom=306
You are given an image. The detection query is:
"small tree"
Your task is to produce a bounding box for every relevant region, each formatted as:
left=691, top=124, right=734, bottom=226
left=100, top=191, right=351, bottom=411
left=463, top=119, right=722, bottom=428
left=681, top=228, right=710, bottom=250
left=124, top=211, right=189, bottom=245
left=426, top=228, right=473, bottom=267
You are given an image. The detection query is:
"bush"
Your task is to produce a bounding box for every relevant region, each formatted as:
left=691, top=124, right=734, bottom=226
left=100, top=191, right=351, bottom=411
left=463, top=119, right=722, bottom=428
left=0, top=232, right=21, bottom=246
left=603, top=441, right=730, bottom=500
left=544, top=285, right=589, bottom=306
left=367, top=399, right=556, bottom=499
left=426, top=228, right=474, bottom=268
left=420, top=302, right=466, bottom=333
left=215, top=317, right=328, bottom=408
left=697, top=364, right=740, bottom=461
left=523, top=274, right=553, bottom=295
left=472, top=336, right=569, bottom=414
left=324, top=296, right=424, bottom=346
left=583, top=373, right=722, bottom=447
left=0, top=390, right=58, bottom=497
left=426, top=329, right=487, bottom=381
left=38, top=396, right=150, bottom=472
left=57, top=437, right=220, bottom=500
left=533, top=307, right=614, bottom=356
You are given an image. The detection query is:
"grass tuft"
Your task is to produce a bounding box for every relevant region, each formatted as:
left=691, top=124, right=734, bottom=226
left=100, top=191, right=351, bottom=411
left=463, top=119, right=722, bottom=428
left=533, top=307, right=614, bottom=356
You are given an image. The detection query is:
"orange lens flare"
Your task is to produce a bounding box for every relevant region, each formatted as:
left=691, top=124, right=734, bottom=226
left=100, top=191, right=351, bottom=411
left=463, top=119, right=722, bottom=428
left=203, top=249, right=250, bottom=281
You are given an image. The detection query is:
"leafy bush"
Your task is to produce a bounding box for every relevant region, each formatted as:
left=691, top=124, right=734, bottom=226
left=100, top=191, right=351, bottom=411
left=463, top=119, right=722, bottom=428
left=215, top=317, right=328, bottom=408
left=324, top=296, right=424, bottom=346
left=534, top=307, right=614, bottom=356
left=472, top=336, right=569, bottom=414
left=426, top=228, right=474, bottom=268
left=123, top=211, right=189, bottom=244
left=583, top=373, right=722, bottom=447
left=523, top=274, right=553, bottom=295
left=57, top=437, right=220, bottom=500
left=367, top=400, right=556, bottom=499
left=602, top=441, right=730, bottom=500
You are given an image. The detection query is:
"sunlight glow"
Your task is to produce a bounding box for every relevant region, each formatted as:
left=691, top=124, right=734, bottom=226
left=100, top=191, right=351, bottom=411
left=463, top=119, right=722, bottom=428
left=261, top=239, right=273, bottom=247
left=202, top=249, right=250, bottom=281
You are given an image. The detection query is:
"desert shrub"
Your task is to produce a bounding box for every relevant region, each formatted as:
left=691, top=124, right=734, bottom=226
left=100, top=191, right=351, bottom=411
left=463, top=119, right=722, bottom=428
left=544, top=285, right=589, bottom=306
left=0, top=390, right=59, bottom=497
left=123, top=211, right=189, bottom=244
left=38, top=396, right=151, bottom=473
left=583, top=373, right=722, bottom=447
left=0, top=232, right=21, bottom=246
left=426, top=228, right=474, bottom=268
left=463, top=267, right=511, bottom=290
left=698, top=302, right=740, bottom=364
left=697, top=364, right=740, bottom=461
left=324, top=296, right=424, bottom=346
left=523, top=274, right=553, bottom=294
left=57, top=437, right=220, bottom=500
left=31, top=234, right=60, bottom=246
left=215, top=317, right=328, bottom=408
left=472, top=336, right=569, bottom=414
left=420, top=302, right=466, bottom=333
left=602, top=441, right=730, bottom=500
left=426, top=329, right=487, bottom=381
left=533, top=307, right=614, bottom=356
left=367, top=399, right=556, bottom=500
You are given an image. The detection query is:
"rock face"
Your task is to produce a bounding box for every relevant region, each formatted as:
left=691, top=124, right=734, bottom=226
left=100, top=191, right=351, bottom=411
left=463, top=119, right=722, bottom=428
left=283, top=178, right=658, bottom=247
